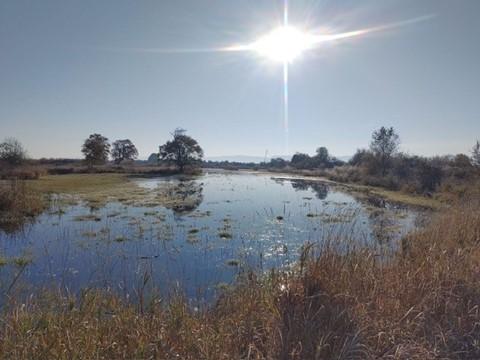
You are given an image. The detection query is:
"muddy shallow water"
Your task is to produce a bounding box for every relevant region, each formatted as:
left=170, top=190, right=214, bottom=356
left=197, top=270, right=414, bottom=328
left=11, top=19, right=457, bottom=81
left=0, top=171, right=419, bottom=302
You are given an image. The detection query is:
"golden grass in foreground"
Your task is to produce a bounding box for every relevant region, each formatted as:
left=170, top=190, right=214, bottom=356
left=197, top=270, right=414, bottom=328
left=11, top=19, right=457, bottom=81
left=0, top=201, right=479, bottom=359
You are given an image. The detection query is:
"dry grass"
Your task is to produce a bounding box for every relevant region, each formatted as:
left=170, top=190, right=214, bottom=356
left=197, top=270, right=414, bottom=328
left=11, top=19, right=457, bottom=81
left=0, top=180, right=44, bottom=232
left=0, top=198, right=479, bottom=358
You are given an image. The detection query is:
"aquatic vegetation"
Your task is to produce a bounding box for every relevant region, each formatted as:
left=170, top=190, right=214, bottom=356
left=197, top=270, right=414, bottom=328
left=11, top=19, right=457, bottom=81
left=12, top=256, right=32, bottom=267
left=218, top=231, right=233, bottom=240
left=0, top=172, right=419, bottom=328
left=0, top=201, right=478, bottom=359
left=186, top=235, right=199, bottom=244
left=74, top=214, right=101, bottom=222
left=225, top=259, right=240, bottom=266
left=81, top=231, right=97, bottom=238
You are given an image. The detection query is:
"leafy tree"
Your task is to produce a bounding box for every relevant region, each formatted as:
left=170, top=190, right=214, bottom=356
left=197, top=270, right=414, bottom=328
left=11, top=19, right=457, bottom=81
left=269, top=157, right=287, bottom=168
left=158, top=129, right=203, bottom=171
left=417, top=160, right=443, bottom=193
left=315, top=147, right=330, bottom=163
left=0, top=137, right=26, bottom=166
left=111, top=139, right=138, bottom=164
left=370, top=126, right=400, bottom=176
left=472, top=140, right=480, bottom=167
left=290, top=153, right=311, bottom=169
left=453, top=154, right=472, bottom=168
left=82, top=133, right=110, bottom=167
left=314, top=146, right=333, bottom=168
left=349, top=149, right=371, bottom=166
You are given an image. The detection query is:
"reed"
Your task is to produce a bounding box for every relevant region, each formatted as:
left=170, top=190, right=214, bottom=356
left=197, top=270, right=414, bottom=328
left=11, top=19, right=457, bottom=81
left=0, top=200, right=479, bottom=358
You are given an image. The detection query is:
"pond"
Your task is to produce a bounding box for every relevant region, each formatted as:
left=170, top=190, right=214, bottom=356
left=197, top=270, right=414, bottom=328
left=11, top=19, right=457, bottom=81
left=0, top=171, right=419, bottom=303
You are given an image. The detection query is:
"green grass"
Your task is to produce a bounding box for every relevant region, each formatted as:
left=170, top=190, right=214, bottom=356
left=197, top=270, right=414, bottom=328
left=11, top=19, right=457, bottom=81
left=28, top=173, right=130, bottom=194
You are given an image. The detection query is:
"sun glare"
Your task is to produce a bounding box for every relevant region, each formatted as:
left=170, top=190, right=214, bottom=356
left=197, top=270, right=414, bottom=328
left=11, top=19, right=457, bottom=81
left=251, top=26, right=315, bottom=63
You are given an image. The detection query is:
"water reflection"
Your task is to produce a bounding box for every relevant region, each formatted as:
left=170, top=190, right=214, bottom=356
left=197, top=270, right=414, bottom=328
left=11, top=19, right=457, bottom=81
left=0, top=172, right=418, bottom=302
left=156, top=180, right=204, bottom=215
left=290, top=180, right=329, bottom=200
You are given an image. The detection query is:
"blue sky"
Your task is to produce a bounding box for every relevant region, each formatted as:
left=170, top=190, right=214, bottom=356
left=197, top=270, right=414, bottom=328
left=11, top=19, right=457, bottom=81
left=1, top=0, right=479, bottom=159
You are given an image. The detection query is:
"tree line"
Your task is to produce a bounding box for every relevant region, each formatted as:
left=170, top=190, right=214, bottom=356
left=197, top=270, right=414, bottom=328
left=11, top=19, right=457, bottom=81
left=266, top=126, right=480, bottom=193
left=80, top=128, right=203, bottom=170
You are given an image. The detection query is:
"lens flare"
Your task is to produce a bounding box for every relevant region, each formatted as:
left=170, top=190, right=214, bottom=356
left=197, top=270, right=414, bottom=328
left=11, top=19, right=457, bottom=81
left=250, top=26, right=315, bottom=63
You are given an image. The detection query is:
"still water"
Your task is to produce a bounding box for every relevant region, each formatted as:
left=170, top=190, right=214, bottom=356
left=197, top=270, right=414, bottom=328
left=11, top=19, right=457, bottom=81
left=0, top=171, right=418, bottom=301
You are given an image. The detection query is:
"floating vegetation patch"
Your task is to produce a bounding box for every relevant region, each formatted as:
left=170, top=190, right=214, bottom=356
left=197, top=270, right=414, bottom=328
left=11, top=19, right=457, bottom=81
left=82, top=231, right=97, bottom=238
left=187, top=235, right=199, bottom=244
left=107, top=211, right=122, bottom=218
left=144, top=211, right=159, bottom=216
left=74, top=214, right=101, bottom=222
left=114, top=236, right=126, bottom=242
left=218, top=231, right=233, bottom=240
left=225, top=259, right=240, bottom=267
left=13, top=256, right=32, bottom=267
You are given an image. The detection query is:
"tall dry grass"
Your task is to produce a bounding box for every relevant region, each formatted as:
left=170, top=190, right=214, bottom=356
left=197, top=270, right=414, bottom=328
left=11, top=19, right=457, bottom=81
left=0, top=180, right=44, bottom=232
left=0, top=200, right=479, bottom=359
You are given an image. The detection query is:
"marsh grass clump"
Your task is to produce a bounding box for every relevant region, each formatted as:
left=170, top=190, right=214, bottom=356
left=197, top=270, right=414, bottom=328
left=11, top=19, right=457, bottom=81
left=225, top=259, right=240, bottom=267
left=0, top=180, right=44, bottom=232
left=73, top=214, right=101, bottom=222
left=218, top=231, right=233, bottom=240
left=12, top=256, right=32, bottom=267
left=188, top=228, right=199, bottom=234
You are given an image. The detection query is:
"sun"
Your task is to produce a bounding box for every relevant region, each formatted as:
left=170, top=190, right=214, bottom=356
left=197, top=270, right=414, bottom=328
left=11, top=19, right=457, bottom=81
left=251, top=26, right=316, bottom=63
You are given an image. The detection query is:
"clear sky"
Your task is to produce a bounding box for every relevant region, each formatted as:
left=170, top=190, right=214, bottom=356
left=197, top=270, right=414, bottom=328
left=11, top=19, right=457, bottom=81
left=1, top=0, right=479, bottom=159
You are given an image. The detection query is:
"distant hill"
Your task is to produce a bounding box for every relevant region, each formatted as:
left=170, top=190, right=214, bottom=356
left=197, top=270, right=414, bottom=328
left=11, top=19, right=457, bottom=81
left=205, top=155, right=271, bottom=163
left=206, top=154, right=351, bottom=164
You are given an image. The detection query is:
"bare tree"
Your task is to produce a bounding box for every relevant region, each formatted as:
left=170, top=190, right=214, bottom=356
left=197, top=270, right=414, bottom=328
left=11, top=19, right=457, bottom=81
left=159, top=129, right=203, bottom=171
left=370, top=126, right=400, bottom=176
left=0, top=137, right=27, bottom=166
left=82, top=133, right=110, bottom=167
left=111, top=139, right=138, bottom=164
left=472, top=140, right=480, bottom=167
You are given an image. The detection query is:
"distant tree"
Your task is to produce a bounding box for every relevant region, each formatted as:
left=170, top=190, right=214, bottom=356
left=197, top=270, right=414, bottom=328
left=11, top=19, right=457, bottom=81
left=158, top=129, right=203, bottom=171
left=111, top=139, right=138, bottom=164
left=0, top=137, right=27, bottom=166
left=290, top=153, right=311, bottom=169
left=314, top=146, right=333, bottom=168
left=315, top=147, right=330, bottom=163
left=453, top=154, right=472, bottom=168
left=417, top=160, right=443, bottom=193
left=370, top=126, right=400, bottom=176
left=472, top=140, right=480, bottom=167
left=82, top=133, right=110, bottom=167
left=349, top=149, right=371, bottom=166
left=269, top=157, right=287, bottom=168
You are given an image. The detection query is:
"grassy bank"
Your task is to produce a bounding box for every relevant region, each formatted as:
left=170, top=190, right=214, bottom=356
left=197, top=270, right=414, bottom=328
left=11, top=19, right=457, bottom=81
left=0, top=199, right=478, bottom=359
left=28, top=173, right=131, bottom=194
left=266, top=169, right=443, bottom=210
